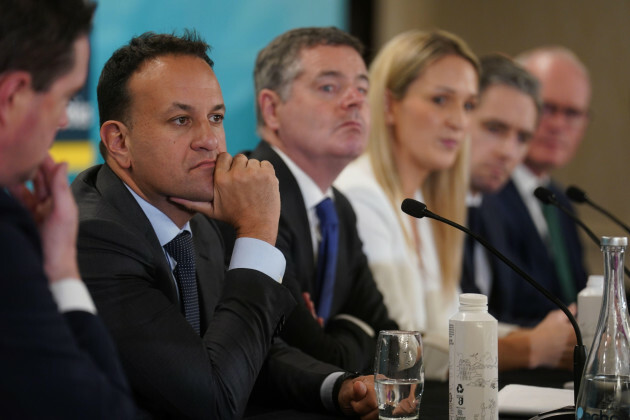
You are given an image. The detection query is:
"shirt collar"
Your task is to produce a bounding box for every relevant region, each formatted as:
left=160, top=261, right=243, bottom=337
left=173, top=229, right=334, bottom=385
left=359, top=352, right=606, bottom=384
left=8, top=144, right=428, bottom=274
left=125, top=184, right=191, bottom=247
left=467, top=191, right=483, bottom=207
left=272, top=145, right=334, bottom=209
left=512, top=164, right=550, bottom=199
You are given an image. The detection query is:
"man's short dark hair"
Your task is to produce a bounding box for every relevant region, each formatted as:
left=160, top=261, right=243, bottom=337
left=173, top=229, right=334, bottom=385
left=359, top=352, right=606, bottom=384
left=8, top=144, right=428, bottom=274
left=254, top=27, right=365, bottom=129
left=0, top=0, right=96, bottom=92
left=97, top=30, right=214, bottom=157
left=479, top=53, right=542, bottom=116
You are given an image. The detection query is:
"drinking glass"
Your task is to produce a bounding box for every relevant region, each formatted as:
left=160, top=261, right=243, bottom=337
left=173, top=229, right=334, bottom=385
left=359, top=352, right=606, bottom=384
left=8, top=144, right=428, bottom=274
left=374, top=330, right=424, bottom=420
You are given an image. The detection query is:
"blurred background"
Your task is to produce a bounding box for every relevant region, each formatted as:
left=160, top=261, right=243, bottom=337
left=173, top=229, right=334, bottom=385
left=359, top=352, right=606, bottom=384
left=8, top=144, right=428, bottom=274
left=53, top=0, right=630, bottom=275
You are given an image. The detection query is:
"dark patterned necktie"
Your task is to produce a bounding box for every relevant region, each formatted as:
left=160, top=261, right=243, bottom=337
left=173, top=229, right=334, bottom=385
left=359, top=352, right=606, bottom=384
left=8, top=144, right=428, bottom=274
left=541, top=203, right=576, bottom=303
left=315, top=198, right=339, bottom=323
left=164, top=231, right=200, bottom=334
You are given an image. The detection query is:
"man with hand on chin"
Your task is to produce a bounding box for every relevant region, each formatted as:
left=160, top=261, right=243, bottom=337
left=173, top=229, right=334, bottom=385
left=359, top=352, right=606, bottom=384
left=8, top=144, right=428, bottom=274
left=72, top=31, right=377, bottom=419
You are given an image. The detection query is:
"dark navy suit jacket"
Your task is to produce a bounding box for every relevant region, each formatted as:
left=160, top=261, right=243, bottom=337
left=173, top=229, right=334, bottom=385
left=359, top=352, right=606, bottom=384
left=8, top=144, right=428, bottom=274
left=72, top=164, right=345, bottom=419
left=479, top=179, right=587, bottom=326
left=461, top=195, right=527, bottom=325
left=0, top=189, right=136, bottom=419
left=249, top=141, right=397, bottom=373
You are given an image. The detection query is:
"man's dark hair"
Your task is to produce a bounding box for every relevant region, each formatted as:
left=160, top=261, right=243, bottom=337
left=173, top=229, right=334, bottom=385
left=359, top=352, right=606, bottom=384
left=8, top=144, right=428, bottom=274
left=0, top=0, right=96, bottom=92
left=97, top=30, right=214, bottom=157
left=479, top=53, right=542, bottom=116
left=254, top=27, right=365, bottom=129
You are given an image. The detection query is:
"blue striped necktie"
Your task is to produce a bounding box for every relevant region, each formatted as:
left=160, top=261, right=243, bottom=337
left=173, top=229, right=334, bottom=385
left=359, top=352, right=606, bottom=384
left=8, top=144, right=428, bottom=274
left=315, top=198, right=339, bottom=323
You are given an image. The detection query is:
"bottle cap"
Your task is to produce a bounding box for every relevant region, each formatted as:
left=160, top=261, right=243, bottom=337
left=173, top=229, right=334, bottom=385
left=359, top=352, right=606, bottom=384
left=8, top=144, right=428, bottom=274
left=586, top=274, right=604, bottom=289
left=601, top=236, right=627, bottom=246
left=459, top=293, right=487, bottom=306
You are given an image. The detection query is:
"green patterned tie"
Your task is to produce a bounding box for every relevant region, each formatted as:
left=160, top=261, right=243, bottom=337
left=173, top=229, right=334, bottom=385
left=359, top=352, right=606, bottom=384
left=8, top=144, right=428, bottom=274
left=541, top=204, right=576, bottom=303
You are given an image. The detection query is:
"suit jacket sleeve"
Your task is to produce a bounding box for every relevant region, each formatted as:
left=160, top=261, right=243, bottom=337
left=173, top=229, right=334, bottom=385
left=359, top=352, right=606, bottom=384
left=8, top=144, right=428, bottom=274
left=250, top=339, right=344, bottom=413
left=0, top=196, right=136, bottom=419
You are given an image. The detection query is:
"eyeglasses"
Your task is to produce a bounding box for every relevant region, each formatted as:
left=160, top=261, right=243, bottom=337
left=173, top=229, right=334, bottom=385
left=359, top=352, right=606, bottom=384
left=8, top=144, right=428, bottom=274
left=541, top=102, right=589, bottom=125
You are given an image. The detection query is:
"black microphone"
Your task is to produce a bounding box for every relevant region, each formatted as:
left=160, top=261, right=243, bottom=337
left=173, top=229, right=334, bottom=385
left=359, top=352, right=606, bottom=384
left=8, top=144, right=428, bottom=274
left=566, top=185, right=630, bottom=235
left=401, top=198, right=586, bottom=413
left=534, top=186, right=630, bottom=279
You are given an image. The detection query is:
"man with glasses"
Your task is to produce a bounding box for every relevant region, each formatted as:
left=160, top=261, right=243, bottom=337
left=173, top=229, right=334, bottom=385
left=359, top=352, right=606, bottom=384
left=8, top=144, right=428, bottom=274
left=485, top=46, right=590, bottom=326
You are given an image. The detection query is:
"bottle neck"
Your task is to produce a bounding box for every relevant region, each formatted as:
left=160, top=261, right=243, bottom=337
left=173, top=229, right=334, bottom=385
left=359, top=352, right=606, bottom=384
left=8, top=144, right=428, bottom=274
left=601, top=245, right=628, bottom=321
left=459, top=305, right=488, bottom=312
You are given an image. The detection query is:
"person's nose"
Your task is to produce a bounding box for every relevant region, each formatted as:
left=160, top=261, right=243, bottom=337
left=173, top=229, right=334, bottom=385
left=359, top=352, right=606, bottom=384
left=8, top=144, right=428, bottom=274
left=446, top=104, right=468, bottom=131
left=340, top=86, right=366, bottom=110
left=58, top=108, right=70, bottom=129
left=541, top=109, right=567, bottom=133
left=191, top=119, right=220, bottom=152
left=499, top=134, right=521, bottom=161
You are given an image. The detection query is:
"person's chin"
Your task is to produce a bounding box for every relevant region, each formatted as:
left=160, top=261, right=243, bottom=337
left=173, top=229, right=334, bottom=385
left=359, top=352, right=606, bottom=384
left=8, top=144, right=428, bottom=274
left=340, top=135, right=367, bottom=157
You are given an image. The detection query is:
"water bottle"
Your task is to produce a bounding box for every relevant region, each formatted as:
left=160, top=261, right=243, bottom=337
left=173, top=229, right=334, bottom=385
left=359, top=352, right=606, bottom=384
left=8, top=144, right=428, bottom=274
left=576, top=237, right=630, bottom=419
left=577, top=275, right=604, bottom=353
left=449, top=293, right=498, bottom=420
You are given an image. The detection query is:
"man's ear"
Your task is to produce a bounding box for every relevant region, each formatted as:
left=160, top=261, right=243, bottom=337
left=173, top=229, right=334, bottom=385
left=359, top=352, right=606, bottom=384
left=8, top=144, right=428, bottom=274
left=100, top=120, right=132, bottom=169
left=0, top=71, right=33, bottom=128
left=258, top=88, right=282, bottom=132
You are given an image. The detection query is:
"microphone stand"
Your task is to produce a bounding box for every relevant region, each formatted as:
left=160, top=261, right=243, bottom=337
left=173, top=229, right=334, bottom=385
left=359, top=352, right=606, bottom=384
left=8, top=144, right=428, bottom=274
left=567, top=185, right=630, bottom=236
left=534, top=187, right=630, bottom=279
left=401, top=198, right=586, bottom=419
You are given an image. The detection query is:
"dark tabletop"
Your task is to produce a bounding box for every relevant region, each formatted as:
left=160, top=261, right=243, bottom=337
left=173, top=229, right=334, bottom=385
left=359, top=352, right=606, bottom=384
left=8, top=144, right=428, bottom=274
left=245, top=368, right=574, bottom=419
left=420, top=368, right=573, bottom=419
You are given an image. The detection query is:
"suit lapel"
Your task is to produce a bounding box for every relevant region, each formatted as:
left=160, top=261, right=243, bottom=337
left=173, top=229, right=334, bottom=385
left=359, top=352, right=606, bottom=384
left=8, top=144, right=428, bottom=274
left=95, top=164, right=180, bottom=306
left=251, top=141, right=317, bottom=292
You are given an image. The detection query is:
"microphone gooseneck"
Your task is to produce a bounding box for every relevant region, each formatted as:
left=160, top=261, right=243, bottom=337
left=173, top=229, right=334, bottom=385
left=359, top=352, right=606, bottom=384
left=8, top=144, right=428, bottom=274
left=534, top=186, right=630, bottom=279
left=566, top=185, right=630, bottom=235
left=566, top=185, right=588, bottom=203
left=534, top=187, right=600, bottom=245
left=401, top=197, right=586, bottom=405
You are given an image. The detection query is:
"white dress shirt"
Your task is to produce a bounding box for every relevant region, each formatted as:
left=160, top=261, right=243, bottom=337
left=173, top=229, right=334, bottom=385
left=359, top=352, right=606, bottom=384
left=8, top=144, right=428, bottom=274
left=512, top=164, right=551, bottom=243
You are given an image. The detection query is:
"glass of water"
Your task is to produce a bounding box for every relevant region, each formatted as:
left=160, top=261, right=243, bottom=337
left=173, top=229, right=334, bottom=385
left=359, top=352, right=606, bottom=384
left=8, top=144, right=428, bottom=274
left=374, top=330, right=424, bottom=420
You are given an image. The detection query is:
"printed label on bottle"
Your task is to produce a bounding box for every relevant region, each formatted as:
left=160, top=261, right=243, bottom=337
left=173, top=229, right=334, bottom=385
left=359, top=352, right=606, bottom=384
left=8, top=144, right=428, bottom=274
left=449, top=319, right=498, bottom=420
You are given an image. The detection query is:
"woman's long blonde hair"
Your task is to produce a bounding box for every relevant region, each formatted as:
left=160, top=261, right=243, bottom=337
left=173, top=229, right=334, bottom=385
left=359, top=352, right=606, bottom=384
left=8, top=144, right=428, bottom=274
left=366, top=29, right=479, bottom=292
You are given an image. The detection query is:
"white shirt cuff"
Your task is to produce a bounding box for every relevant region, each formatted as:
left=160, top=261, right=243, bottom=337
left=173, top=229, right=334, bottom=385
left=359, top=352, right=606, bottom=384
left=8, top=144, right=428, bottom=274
left=498, top=321, right=520, bottom=337
left=228, top=237, right=286, bottom=283
left=49, top=278, right=97, bottom=314
left=321, top=371, right=345, bottom=412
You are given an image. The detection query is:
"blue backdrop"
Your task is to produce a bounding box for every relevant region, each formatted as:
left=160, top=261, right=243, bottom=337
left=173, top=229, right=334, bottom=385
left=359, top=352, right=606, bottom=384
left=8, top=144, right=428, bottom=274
left=86, top=0, right=348, bottom=159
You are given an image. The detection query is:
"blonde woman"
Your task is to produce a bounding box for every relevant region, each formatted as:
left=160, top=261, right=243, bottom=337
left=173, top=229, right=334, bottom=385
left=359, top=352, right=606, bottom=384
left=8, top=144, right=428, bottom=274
left=336, top=30, right=478, bottom=379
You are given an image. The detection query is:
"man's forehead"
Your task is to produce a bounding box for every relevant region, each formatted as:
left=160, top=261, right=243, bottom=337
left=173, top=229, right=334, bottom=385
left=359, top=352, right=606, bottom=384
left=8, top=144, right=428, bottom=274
left=478, top=87, right=537, bottom=128
left=298, top=45, right=366, bottom=71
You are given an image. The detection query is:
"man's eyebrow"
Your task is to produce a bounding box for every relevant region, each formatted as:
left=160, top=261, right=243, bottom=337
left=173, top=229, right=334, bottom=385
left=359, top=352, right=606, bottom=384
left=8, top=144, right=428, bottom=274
left=168, top=102, right=193, bottom=112
left=166, top=102, right=226, bottom=113
left=483, top=119, right=509, bottom=129
left=315, top=70, right=344, bottom=79
left=315, top=71, right=369, bottom=84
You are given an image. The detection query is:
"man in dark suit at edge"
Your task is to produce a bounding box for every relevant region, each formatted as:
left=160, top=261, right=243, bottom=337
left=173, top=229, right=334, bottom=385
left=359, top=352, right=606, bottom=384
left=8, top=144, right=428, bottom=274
left=249, top=27, right=397, bottom=373
left=72, top=31, right=378, bottom=419
left=463, top=54, right=576, bottom=371
left=0, top=0, right=136, bottom=417
left=486, top=46, right=590, bottom=325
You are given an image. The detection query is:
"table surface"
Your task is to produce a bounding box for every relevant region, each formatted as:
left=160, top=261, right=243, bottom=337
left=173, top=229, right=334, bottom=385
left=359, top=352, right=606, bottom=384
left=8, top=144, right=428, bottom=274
left=420, top=368, right=574, bottom=419
left=245, top=368, right=574, bottom=419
